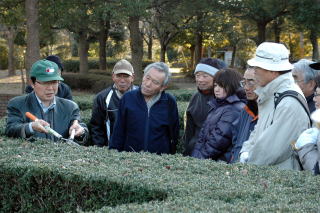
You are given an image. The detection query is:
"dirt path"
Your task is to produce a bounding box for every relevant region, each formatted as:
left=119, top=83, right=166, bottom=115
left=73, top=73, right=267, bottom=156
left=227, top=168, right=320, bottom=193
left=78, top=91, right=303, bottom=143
left=0, top=70, right=27, bottom=95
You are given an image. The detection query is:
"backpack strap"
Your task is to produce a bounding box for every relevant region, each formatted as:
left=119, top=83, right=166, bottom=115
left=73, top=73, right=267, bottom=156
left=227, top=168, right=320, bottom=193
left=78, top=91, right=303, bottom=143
left=105, top=89, right=114, bottom=141
left=272, top=90, right=311, bottom=125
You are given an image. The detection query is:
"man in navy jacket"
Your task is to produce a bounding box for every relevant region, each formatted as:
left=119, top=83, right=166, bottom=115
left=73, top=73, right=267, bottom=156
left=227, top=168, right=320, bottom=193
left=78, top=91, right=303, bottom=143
left=109, top=62, right=179, bottom=154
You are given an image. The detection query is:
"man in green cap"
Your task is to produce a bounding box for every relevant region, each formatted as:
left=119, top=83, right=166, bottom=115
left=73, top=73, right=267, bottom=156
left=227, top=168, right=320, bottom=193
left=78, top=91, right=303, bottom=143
left=5, top=59, right=88, bottom=143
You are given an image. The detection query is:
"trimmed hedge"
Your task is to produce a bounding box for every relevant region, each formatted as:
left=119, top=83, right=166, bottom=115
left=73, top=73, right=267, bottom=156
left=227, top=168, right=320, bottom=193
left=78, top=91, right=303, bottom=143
left=0, top=138, right=319, bottom=212
left=62, top=73, right=114, bottom=93
left=63, top=59, right=154, bottom=73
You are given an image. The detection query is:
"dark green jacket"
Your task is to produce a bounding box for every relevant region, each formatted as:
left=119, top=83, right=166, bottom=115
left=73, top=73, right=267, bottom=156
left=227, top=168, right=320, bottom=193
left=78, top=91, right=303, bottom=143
left=5, top=92, right=88, bottom=143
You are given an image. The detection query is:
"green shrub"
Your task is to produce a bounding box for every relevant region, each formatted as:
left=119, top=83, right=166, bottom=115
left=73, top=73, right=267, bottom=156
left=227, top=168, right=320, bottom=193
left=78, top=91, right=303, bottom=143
left=0, top=116, right=6, bottom=136
left=63, top=59, right=100, bottom=73
left=63, top=59, right=154, bottom=73
left=167, top=89, right=195, bottom=102
left=0, top=138, right=319, bottom=212
left=62, top=73, right=113, bottom=93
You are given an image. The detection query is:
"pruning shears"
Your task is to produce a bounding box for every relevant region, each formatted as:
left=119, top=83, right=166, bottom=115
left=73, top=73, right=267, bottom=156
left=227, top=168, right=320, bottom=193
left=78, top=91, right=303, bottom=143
left=25, top=112, right=80, bottom=146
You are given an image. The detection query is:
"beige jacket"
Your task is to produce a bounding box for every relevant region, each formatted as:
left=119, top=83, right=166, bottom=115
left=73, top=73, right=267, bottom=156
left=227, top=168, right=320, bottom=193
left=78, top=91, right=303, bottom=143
left=241, top=72, right=310, bottom=170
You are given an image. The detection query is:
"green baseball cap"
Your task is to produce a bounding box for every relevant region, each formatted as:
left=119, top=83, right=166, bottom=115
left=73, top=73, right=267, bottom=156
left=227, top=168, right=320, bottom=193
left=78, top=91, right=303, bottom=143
left=30, top=59, right=64, bottom=82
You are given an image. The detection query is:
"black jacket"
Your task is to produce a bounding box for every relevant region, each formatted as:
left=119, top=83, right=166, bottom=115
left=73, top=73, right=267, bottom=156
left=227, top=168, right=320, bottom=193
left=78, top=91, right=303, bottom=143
left=90, top=85, right=138, bottom=147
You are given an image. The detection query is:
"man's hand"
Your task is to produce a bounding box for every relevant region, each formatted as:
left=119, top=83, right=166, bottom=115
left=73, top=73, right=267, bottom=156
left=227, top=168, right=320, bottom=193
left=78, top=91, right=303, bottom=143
left=295, top=128, right=319, bottom=149
left=69, top=120, right=85, bottom=137
left=31, top=119, right=50, bottom=133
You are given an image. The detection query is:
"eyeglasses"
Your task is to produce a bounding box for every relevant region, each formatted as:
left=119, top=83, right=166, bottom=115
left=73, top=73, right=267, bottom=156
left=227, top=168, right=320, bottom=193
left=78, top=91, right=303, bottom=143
left=36, top=80, right=59, bottom=87
left=294, top=79, right=305, bottom=84
left=314, top=91, right=320, bottom=97
left=240, top=80, right=256, bottom=88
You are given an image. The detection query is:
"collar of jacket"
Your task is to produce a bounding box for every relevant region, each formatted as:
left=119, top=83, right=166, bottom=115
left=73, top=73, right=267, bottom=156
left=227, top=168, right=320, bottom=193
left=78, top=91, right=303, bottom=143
left=255, top=72, right=298, bottom=105
left=244, top=105, right=259, bottom=121
left=208, top=94, right=241, bottom=108
left=198, top=87, right=214, bottom=96
left=137, top=87, right=168, bottom=103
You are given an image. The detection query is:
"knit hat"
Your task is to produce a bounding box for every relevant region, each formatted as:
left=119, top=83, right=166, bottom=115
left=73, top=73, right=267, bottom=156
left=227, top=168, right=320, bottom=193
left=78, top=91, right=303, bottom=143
left=247, top=42, right=294, bottom=71
left=112, top=59, right=134, bottom=76
left=30, top=59, right=64, bottom=82
left=194, top=63, right=219, bottom=76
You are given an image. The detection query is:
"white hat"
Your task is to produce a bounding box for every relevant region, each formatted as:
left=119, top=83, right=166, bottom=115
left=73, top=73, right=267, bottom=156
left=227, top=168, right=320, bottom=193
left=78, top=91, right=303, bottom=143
left=247, top=42, right=294, bottom=71
left=112, top=59, right=134, bottom=76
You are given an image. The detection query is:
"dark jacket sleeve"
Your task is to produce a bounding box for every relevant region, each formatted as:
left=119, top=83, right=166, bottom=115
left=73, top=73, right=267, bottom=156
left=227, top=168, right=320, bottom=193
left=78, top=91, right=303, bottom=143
left=60, top=83, right=73, bottom=100
left=191, top=109, right=238, bottom=160
left=184, top=108, right=196, bottom=154
left=5, top=98, right=30, bottom=138
left=168, top=95, right=180, bottom=154
left=25, top=85, right=33, bottom=94
left=109, top=95, right=126, bottom=151
left=90, top=91, right=108, bottom=147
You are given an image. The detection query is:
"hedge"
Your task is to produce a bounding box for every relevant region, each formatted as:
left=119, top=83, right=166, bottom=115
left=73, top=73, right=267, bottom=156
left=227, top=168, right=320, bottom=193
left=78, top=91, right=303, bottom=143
left=63, top=59, right=154, bottom=73
left=0, top=138, right=319, bottom=212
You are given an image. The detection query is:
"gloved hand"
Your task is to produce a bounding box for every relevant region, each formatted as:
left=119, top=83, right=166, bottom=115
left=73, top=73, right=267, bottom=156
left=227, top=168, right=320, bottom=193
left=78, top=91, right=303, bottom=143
left=295, top=128, right=319, bottom=149
left=239, top=152, right=249, bottom=163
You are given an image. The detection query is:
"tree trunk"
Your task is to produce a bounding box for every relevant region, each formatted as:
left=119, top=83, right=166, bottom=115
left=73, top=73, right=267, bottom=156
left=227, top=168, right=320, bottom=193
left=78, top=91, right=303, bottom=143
left=194, top=32, right=203, bottom=65
left=299, top=32, right=304, bottom=58
left=98, top=19, right=110, bottom=71
left=25, top=0, right=40, bottom=79
left=147, top=35, right=153, bottom=60
left=78, top=31, right=89, bottom=74
left=160, top=43, right=167, bottom=62
left=7, top=27, right=16, bottom=76
left=310, top=29, right=319, bottom=61
left=190, top=44, right=195, bottom=71
left=274, top=23, right=281, bottom=43
left=256, top=22, right=267, bottom=45
left=231, top=45, right=237, bottom=68
left=129, top=16, right=143, bottom=80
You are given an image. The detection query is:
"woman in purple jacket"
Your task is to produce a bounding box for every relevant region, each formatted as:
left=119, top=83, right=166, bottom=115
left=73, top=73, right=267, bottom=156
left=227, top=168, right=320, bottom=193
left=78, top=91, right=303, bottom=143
left=191, top=68, right=246, bottom=162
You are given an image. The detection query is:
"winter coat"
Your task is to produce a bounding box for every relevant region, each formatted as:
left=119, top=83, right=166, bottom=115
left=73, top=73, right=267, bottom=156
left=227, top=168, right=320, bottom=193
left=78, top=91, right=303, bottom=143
left=241, top=72, right=310, bottom=170
left=191, top=94, right=246, bottom=161
left=90, top=85, right=138, bottom=147
left=296, top=127, right=320, bottom=174
left=183, top=90, right=213, bottom=156
left=306, top=94, right=316, bottom=114
left=25, top=82, right=73, bottom=100
left=109, top=88, right=179, bottom=154
left=230, top=105, right=258, bottom=163
left=5, top=92, right=88, bottom=143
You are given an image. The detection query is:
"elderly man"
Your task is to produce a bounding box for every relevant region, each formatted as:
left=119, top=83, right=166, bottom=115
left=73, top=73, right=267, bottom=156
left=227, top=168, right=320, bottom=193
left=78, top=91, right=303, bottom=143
left=239, top=42, right=310, bottom=170
left=26, top=55, right=73, bottom=100
left=90, top=59, right=138, bottom=147
left=229, top=67, right=258, bottom=163
left=109, top=62, right=179, bottom=154
left=6, top=59, right=88, bottom=143
left=183, top=58, right=227, bottom=156
left=292, top=59, right=320, bottom=113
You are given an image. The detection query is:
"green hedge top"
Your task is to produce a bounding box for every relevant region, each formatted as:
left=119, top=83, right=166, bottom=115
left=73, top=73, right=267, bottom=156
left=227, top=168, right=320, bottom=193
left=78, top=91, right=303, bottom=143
left=0, top=138, right=319, bottom=212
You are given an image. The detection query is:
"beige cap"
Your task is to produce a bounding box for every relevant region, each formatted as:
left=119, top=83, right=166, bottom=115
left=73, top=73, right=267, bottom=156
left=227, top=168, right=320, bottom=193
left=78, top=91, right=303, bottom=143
left=112, top=59, right=134, bottom=76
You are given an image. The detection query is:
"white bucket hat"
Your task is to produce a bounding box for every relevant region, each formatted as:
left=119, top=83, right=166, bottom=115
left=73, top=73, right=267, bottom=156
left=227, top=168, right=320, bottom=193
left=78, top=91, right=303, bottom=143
left=247, top=42, right=294, bottom=71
